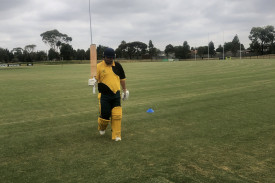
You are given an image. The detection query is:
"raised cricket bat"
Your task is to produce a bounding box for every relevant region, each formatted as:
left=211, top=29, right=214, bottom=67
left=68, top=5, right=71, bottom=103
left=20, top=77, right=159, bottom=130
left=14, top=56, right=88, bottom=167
left=90, top=44, right=97, bottom=94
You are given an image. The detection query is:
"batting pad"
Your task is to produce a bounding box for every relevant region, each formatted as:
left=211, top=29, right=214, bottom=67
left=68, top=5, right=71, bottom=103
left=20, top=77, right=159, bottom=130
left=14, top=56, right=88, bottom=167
left=98, top=117, right=110, bottom=131
left=111, top=107, right=122, bottom=140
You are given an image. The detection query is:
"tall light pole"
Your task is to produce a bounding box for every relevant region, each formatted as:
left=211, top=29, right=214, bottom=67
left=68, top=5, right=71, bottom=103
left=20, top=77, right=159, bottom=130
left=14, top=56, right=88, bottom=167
left=208, top=33, right=209, bottom=60
left=89, top=0, right=93, bottom=45
left=223, top=31, right=225, bottom=60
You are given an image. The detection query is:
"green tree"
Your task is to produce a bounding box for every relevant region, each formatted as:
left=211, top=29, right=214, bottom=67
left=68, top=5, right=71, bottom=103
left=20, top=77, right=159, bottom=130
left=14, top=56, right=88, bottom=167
left=48, top=48, right=59, bottom=60
left=97, top=45, right=107, bottom=60
left=56, top=41, right=62, bottom=52
left=249, top=41, right=261, bottom=55
left=35, top=51, right=47, bottom=61
left=148, top=40, right=157, bottom=60
left=40, top=29, right=72, bottom=51
left=85, top=49, right=90, bottom=60
left=231, top=35, right=240, bottom=56
left=216, top=45, right=223, bottom=52
left=125, top=42, right=135, bottom=59
left=22, top=50, right=31, bottom=62
left=182, top=41, right=191, bottom=59
left=24, top=45, right=36, bottom=53
left=174, top=41, right=191, bottom=59
left=270, top=42, right=275, bottom=54
left=124, top=41, right=147, bottom=59
left=75, top=49, right=87, bottom=60
left=116, top=41, right=127, bottom=58
left=224, top=42, right=233, bottom=53
left=0, top=48, right=12, bottom=62
left=115, top=47, right=122, bottom=58
left=133, top=41, right=147, bottom=59
left=60, top=44, right=73, bottom=60
left=11, top=47, right=24, bottom=62
left=197, top=46, right=208, bottom=58
left=24, top=45, right=36, bottom=62
left=164, top=44, right=174, bottom=58
left=208, top=41, right=215, bottom=57
left=174, top=46, right=183, bottom=59
left=249, top=25, right=275, bottom=54
left=197, top=46, right=205, bottom=58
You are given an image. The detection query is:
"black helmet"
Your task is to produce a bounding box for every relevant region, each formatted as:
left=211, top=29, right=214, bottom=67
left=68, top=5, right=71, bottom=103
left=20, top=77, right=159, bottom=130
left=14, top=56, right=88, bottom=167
left=104, top=48, right=115, bottom=58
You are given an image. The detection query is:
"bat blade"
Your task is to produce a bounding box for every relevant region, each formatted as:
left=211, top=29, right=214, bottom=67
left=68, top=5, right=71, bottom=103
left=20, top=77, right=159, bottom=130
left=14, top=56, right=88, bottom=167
left=90, top=44, right=97, bottom=94
left=90, top=44, right=97, bottom=78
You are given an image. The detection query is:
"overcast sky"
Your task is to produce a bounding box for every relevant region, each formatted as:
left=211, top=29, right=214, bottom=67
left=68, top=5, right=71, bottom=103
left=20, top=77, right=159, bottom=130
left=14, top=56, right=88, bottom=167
left=0, top=0, right=274, bottom=51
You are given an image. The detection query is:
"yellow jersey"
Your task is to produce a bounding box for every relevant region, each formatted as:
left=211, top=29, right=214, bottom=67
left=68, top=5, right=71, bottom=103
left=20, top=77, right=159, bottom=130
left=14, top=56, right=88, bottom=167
left=96, top=60, right=126, bottom=95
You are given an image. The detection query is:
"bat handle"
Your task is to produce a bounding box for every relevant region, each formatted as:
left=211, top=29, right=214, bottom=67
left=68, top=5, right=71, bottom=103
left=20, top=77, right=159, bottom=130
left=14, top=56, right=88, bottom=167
left=93, top=85, right=96, bottom=94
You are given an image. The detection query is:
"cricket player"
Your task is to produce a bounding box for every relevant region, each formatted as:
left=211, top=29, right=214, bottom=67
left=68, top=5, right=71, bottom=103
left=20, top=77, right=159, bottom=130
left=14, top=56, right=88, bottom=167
left=92, top=47, right=129, bottom=141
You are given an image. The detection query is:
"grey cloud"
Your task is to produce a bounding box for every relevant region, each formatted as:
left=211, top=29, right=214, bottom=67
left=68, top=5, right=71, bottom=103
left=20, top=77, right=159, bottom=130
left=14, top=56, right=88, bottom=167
left=0, top=0, right=275, bottom=51
left=0, top=0, right=27, bottom=11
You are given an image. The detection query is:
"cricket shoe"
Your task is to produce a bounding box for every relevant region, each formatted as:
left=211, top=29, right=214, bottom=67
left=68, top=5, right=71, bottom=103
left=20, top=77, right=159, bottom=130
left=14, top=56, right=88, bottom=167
left=99, top=130, right=105, bottom=135
left=115, top=137, right=121, bottom=141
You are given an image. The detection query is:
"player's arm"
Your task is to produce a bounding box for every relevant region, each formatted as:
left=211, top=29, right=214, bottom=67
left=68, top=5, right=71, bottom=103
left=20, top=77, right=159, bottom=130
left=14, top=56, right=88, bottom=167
left=120, top=79, right=126, bottom=93
left=116, top=62, right=128, bottom=100
left=120, top=79, right=129, bottom=100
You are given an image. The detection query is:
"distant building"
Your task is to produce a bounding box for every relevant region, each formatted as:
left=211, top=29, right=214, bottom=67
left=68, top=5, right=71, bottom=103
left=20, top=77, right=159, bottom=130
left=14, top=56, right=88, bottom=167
left=156, top=51, right=174, bottom=59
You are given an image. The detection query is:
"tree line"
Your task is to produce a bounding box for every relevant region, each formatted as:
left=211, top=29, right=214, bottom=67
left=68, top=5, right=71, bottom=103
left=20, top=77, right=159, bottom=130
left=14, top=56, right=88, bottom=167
left=1, top=25, right=275, bottom=63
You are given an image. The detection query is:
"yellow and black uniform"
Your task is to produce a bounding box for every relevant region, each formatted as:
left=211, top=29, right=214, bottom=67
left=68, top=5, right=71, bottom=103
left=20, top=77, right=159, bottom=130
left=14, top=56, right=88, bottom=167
left=96, top=60, right=125, bottom=95
left=96, top=60, right=126, bottom=140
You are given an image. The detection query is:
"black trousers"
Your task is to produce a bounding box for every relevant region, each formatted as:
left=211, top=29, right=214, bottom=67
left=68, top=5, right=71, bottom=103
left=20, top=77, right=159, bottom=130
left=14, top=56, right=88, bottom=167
left=100, top=91, right=121, bottom=120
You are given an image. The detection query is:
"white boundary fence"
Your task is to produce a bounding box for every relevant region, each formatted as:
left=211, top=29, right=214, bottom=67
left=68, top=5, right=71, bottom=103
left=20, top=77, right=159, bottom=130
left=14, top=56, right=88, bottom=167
left=0, top=63, right=33, bottom=67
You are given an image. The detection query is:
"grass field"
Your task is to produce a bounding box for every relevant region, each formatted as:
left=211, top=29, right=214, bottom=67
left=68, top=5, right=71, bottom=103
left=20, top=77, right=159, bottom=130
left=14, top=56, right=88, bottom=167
left=0, top=59, right=275, bottom=183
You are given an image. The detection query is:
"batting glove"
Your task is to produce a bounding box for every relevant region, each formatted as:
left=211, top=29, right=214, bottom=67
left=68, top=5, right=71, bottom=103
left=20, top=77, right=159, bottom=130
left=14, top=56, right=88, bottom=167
left=122, top=90, right=129, bottom=101
left=88, top=77, right=97, bottom=86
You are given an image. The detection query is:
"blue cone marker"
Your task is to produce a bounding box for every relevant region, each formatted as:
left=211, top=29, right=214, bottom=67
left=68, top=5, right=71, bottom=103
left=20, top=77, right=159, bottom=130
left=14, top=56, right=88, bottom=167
left=146, top=108, right=154, bottom=113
